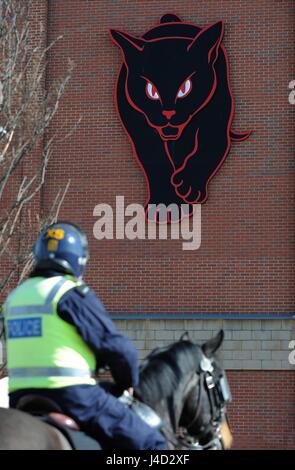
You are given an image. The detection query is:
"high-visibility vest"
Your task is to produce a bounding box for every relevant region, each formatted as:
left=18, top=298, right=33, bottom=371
left=3, top=275, right=96, bottom=392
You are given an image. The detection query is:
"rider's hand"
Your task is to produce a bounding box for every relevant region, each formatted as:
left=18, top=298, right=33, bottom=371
left=128, top=387, right=134, bottom=396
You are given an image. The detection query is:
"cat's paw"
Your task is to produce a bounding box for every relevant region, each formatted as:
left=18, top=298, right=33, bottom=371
left=171, top=166, right=207, bottom=203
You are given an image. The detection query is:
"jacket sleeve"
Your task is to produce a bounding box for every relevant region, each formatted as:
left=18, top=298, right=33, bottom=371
left=57, top=287, right=139, bottom=389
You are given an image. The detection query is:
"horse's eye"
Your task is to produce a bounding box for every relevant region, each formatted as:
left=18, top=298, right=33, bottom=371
left=146, top=82, right=160, bottom=100
left=177, top=79, right=192, bottom=99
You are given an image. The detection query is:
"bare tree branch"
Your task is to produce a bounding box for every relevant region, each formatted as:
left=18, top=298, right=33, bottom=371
left=0, top=1, right=76, bottom=303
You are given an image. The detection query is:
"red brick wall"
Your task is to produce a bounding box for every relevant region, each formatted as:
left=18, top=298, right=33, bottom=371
left=228, top=371, right=295, bottom=449
left=23, top=0, right=295, bottom=449
left=42, top=0, right=295, bottom=316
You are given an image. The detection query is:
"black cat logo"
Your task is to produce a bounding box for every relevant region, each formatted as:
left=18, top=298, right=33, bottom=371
left=110, top=14, right=251, bottom=221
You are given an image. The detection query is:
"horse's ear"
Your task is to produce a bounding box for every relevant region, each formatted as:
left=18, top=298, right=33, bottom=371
left=179, top=331, right=190, bottom=341
left=202, top=330, right=224, bottom=357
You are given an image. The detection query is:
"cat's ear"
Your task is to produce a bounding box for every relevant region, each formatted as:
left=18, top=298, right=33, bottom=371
left=110, top=29, right=145, bottom=59
left=187, top=21, right=224, bottom=65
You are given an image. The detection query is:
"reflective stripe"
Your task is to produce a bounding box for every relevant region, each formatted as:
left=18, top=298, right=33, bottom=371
left=9, top=367, right=93, bottom=378
left=6, top=278, right=67, bottom=316
left=7, top=304, right=54, bottom=316
left=45, top=278, right=68, bottom=303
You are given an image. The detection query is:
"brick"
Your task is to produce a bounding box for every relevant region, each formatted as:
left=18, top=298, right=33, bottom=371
left=223, top=341, right=242, bottom=351
left=131, top=340, right=146, bottom=350
left=145, top=340, right=170, bottom=351
left=233, top=351, right=252, bottom=360
left=143, top=320, right=166, bottom=330
left=223, top=360, right=244, bottom=369
left=202, top=320, right=223, bottom=330
left=261, top=320, right=282, bottom=331
left=226, top=320, right=243, bottom=331
left=224, top=359, right=261, bottom=369
left=242, top=341, right=261, bottom=351
left=113, top=320, right=127, bottom=330
left=252, top=351, right=271, bottom=360
left=184, top=320, right=203, bottom=331
left=271, top=330, right=292, bottom=341
left=232, top=331, right=252, bottom=340
left=167, top=321, right=186, bottom=331
left=189, top=330, right=213, bottom=341
left=220, top=350, right=233, bottom=360
left=135, top=329, right=155, bottom=340
left=281, top=320, right=295, bottom=331
left=271, top=351, right=289, bottom=361
left=241, top=360, right=262, bottom=370
left=261, top=360, right=282, bottom=370
left=261, top=341, right=281, bottom=350
left=155, top=330, right=174, bottom=340
left=252, top=331, right=272, bottom=340
left=242, top=320, right=261, bottom=331
left=223, top=330, right=232, bottom=340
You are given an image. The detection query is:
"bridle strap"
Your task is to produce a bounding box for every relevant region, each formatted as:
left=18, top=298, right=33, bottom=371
left=206, top=374, right=217, bottom=422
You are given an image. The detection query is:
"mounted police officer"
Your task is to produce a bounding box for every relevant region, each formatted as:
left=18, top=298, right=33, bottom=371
left=3, top=222, right=167, bottom=450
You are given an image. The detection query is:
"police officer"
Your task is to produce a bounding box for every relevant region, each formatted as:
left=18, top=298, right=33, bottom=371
left=3, top=222, right=167, bottom=450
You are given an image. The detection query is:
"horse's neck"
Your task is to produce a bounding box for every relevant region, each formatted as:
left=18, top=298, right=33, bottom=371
left=152, top=372, right=196, bottom=433
left=174, top=372, right=200, bottom=429
left=0, top=377, right=9, bottom=408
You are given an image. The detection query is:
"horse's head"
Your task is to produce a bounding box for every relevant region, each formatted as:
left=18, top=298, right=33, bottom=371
left=179, top=330, right=233, bottom=450
left=138, top=329, right=233, bottom=450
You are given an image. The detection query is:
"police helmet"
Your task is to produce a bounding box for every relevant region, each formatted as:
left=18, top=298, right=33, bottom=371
left=33, top=222, right=89, bottom=279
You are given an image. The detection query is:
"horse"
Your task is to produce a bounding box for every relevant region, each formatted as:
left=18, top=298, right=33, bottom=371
left=0, top=330, right=232, bottom=450
left=137, top=329, right=233, bottom=449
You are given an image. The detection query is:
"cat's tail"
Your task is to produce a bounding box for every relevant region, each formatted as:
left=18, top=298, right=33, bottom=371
left=230, top=129, right=252, bottom=142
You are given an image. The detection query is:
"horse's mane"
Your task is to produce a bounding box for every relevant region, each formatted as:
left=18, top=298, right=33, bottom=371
left=137, top=341, right=202, bottom=403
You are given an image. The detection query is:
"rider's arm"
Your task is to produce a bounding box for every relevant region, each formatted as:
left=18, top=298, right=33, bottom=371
left=57, top=287, right=139, bottom=390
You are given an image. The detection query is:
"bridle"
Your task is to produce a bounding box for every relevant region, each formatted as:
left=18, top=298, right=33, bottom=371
left=177, top=354, right=232, bottom=450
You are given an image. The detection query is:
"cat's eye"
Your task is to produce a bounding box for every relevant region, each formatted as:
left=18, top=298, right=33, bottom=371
left=177, top=79, right=192, bottom=99
left=146, top=82, right=160, bottom=100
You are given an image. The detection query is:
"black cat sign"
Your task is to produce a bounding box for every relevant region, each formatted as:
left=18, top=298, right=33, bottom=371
left=110, top=13, right=251, bottom=222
